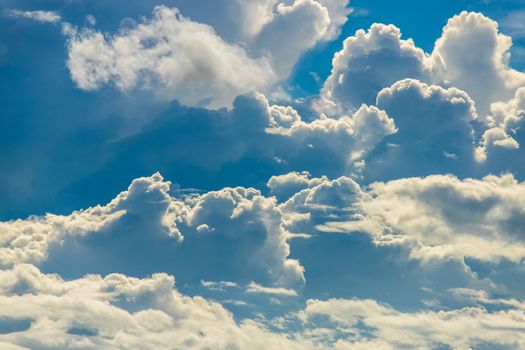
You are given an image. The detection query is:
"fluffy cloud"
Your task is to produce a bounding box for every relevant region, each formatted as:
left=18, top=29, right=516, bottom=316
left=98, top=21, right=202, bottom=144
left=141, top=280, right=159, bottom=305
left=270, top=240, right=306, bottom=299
left=0, top=173, right=177, bottom=268
left=7, top=10, right=61, bottom=23
left=180, top=185, right=305, bottom=287
left=302, top=298, right=525, bottom=349
left=319, top=23, right=431, bottom=112
left=320, top=11, right=525, bottom=120
left=1, top=172, right=304, bottom=287
left=476, top=87, right=525, bottom=163
left=365, top=79, right=477, bottom=180
left=268, top=103, right=396, bottom=175
left=65, top=6, right=276, bottom=108
left=0, top=264, right=314, bottom=350
left=0, top=264, right=523, bottom=350
left=65, top=1, right=349, bottom=107
left=267, top=171, right=329, bottom=202
left=320, top=173, right=525, bottom=264
left=432, top=11, right=525, bottom=119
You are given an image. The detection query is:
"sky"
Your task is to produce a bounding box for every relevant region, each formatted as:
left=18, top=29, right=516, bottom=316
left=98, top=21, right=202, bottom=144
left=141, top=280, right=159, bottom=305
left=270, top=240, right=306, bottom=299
left=1, top=0, right=525, bottom=349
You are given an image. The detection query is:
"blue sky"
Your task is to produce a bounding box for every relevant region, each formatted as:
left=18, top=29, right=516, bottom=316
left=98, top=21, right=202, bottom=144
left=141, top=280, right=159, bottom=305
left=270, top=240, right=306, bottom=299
left=1, top=0, right=525, bottom=349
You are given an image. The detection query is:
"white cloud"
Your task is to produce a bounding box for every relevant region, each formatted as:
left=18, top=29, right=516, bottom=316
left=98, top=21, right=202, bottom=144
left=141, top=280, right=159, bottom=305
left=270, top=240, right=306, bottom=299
left=364, top=79, right=477, bottom=179
left=246, top=281, right=298, bottom=296
left=65, top=1, right=350, bottom=107
left=268, top=171, right=329, bottom=202
left=319, top=11, right=525, bottom=120
left=1, top=265, right=522, bottom=350
left=183, top=185, right=305, bottom=287
left=432, top=11, right=525, bottom=119
left=320, top=173, right=525, bottom=263
left=477, top=87, right=525, bottom=162
left=319, top=23, right=431, bottom=112
left=0, top=172, right=179, bottom=267
left=201, top=280, right=239, bottom=292
left=0, top=172, right=304, bottom=287
left=0, top=264, right=315, bottom=350
left=65, top=6, right=276, bottom=108
left=268, top=103, right=397, bottom=174
left=7, top=10, right=61, bottom=23
left=302, top=298, right=525, bottom=349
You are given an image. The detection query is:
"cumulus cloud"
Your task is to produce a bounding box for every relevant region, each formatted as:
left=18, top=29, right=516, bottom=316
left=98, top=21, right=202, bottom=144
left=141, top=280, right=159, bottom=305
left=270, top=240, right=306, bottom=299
left=3, top=170, right=525, bottom=348
left=320, top=173, right=525, bottom=263
left=1, top=172, right=304, bottom=287
left=268, top=103, right=396, bottom=175
left=65, top=6, right=276, bottom=108
left=319, top=11, right=525, bottom=120
left=0, top=172, right=178, bottom=267
left=7, top=10, right=61, bottom=23
left=0, top=264, right=314, bottom=350
left=0, top=264, right=522, bottom=350
left=65, top=1, right=349, bottom=107
left=267, top=171, right=329, bottom=202
left=302, top=298, right=525, bottom=349
left=476, top=87, right=525, bottom=163
left=432, top=11, right=525, bottom=119
left=319, top=23, right=431, bottom=112
left=365, top=79, right=477, bottom=179
left=72, top=92, right=395, bottom=197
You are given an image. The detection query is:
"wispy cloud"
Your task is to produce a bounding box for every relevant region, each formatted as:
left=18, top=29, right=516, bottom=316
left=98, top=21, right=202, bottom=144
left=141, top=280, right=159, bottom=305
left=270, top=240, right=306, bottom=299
left=7, top=9, right=61, bottom=23
left=246, top=282, right=298, bottom=296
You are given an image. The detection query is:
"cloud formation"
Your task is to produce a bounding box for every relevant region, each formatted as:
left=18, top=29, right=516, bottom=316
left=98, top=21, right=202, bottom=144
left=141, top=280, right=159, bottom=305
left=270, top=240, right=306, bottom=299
left=1, top=172, right=304, bottom=287
left=65, top=6, right=275, bottom=108
left=0, top=264, right=313, bottom=350
left=318, top=173, right=525, bottom=264
left=65, top=1, right=350, bottom=107
left=320, top=11, right=525, bottom=120
left=302, top=298, right=525, bottom=349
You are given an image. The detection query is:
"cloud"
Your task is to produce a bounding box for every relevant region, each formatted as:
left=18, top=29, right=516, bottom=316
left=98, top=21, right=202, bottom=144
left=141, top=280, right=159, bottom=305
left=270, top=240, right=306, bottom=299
left=1, top=264, right=522, bottom=350
left=7, top=10, right=61, bottom=23
left=64, top=1, right=349, bottom=107
left=476, top=87, right=525, bottom=163
left=64, top=6, right=276, bottom=108
left=267, top=171, right=329, bottom=202
left=268, top=103, right=396, bottom=176
left=182, top=185, right=305, bottom=287
left=1, top=172, right=305, bottom=287
left=432, top=11, right=525, bottom=119
left=246, top=282, right=298, bottom=297
left=319, top=11, right=525, bottom=120
left=201, top=280, right=239, bottom=292
left=0, top=264, right=315, bottom=350
left=0, top=172, right=177, bottom=268
left=319, top=23, right=431, bottom=112
left=60, top=92, right=394, bottom=205
left=320, top=173, right=525, bottom=264
left=302, top=298, right=525, bottom=349
left=365, top=79, right=477, bottom=180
